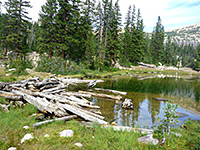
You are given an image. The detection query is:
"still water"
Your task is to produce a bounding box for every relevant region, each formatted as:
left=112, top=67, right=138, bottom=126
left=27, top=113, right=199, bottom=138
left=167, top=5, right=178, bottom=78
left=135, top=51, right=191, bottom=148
left=93, top=75, right=200, bottom=128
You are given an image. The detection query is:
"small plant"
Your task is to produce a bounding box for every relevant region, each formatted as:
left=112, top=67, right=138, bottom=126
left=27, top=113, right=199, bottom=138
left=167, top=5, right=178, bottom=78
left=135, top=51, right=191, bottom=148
left=154, top=100, right=179, bottom=141
left=8, top=58, right=33, bottom=76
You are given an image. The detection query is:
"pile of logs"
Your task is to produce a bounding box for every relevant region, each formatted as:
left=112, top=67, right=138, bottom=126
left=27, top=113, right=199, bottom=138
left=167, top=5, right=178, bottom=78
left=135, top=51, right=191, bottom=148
left=0, top=76, right=125, bottom=125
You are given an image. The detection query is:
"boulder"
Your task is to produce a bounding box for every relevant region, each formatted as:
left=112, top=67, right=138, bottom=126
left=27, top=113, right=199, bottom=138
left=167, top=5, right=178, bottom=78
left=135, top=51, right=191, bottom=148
left=74, top=142, right=83, bottom=148
left=23, top=126, right=30, bottom=130
left=8, top=147, right=17, bottom=150
left=122, top=99, right=133, bottom=109
left=44, top=134, right=50, bottom=138
left=138, top=134, right=159, bottom=145
left=59, top=130, right=74, bottom=137
left=21, top=133, right=34, bottom=144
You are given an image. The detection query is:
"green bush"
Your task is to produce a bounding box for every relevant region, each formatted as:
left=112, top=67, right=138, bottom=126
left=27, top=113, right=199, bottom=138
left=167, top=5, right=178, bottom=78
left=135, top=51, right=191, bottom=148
left=8, top=58, right=33, bottom=76
left=35, top=56, right=87, bottom=75
left=118, top=55, right=132, bottom=68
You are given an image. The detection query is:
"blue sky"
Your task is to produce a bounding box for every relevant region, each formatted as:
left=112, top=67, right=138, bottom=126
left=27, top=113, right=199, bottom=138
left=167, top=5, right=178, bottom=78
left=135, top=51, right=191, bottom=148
left=1, top=0, right=200, bottom=32
left=118, top=0, right=200, bottom=32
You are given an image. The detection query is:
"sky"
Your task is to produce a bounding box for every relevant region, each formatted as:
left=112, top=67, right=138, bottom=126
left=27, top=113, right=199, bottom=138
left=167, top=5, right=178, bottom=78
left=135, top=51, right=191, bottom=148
left=1, top=0, right=200, bottom=32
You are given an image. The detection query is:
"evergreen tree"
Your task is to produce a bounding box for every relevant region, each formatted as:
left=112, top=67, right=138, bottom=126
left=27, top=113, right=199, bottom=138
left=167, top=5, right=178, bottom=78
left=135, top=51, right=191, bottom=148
left=123, top=5, right=132, bottom=61
left=57, top=0, right=72, bottom=59
left=164, top=36, right=173, bottom=65
left=106, top=0, right=121, bottom=66
left=80, top=0, right=96, bottom=67
left=150, top=16, right=164, bottom=64
left=38, top=0, right=58, bottom=58
left=0, top=13, right=8, bottom=53
left=95, top=1, right=104, bottom=71
left=194, top=44, right=200, bottom=70
left=5, top=0, right=32, bottom=57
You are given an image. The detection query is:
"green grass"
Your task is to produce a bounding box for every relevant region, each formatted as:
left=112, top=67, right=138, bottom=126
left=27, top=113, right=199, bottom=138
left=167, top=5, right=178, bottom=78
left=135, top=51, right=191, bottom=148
left=0, top=100, right=199, bottom=150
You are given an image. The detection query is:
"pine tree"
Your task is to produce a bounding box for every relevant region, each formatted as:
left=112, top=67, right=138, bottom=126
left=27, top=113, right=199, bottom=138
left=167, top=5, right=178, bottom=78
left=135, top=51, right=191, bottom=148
left=194, top=44, right=200, bottom=70
left=106, top=0, right=121, bottom=66
left=38, top=0, right=58, bottom=58
left=150, top=16, right=164, bottom=64
left=95, top=1, right=104, bottom=71
left=0, top=13, right=8, bottom=53
left=57, top=0, right=72, bottom=59
left=164, top=36, right=173, bottom=65
left=5, top=0, right=32, bottom=57
left=80, top=0, right=96, bottom=67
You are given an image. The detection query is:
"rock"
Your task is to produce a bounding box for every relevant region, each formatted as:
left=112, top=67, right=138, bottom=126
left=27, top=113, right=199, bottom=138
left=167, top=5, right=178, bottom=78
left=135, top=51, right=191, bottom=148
left=8, top=147, right=17, bottom=150
left=21, top=133, right=34, bottom=144
left=138, top=134, right=159, bottom=145
left=122, top=99, right=133, bottom=109
left=44, top=134, right=50, bottom=138
left=6, top=73, right=11, bottom=76
left=110, top=122, right=117, bottom=126
left=23, top=126, right=30, bottom=130
left=59, top=130, right=74, bottom=137
left=74, top=142, right=83, bottom=148
left=8, top=68, right=16, bottom=72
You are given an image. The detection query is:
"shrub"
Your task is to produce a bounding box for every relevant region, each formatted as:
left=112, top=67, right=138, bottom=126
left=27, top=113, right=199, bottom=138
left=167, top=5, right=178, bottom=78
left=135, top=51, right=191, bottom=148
left=154, top=101, right=179, bottom=141
left=8, top=58, right=33, bottom=76
left=35, top=56, right=87, bottom=75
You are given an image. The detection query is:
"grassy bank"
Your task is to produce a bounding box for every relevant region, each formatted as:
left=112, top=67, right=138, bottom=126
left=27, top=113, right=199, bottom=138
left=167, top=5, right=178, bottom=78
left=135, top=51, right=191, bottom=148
left=0, top=98, right=199, bottom=150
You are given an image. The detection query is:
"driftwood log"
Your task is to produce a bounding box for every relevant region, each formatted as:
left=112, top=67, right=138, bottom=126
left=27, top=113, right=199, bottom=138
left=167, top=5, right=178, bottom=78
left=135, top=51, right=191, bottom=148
left=0, top=77, right=129, bottom=125
left=32, top=115, right=77, bottom=128
left=78, top=91, right=122, bottom=100
left=153, top=97, right=169, bottom=101
left=79, top=121, right=154, bottom=134
left=94, top=88, right=127, bottom=95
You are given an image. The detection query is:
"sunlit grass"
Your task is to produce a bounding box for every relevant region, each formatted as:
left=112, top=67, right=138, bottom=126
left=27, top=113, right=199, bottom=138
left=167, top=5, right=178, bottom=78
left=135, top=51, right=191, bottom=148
left=0, top=102, right=199, bottom=150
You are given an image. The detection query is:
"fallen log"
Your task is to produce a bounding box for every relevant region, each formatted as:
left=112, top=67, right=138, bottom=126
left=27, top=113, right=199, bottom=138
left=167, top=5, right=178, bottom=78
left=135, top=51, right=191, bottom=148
left=0, top=90, right=22, bottom=100
left=78, top=91, right=122, bottom=100
left=59, top=78, right=104, bottom=84
left=12, top=88, right=82, bottom=108
left=61, top=92, right=91, bottom=98
left=153, top=97, right=169, bottom=101
left=0, top=82, right=5, bottom=90
left=12, top=90, right=68, bottom=117
left=79, top=121, right=153, bottom=134
left=57, top=103, right=107, bottom=124
left=0, top=103, right=10, bottom=112
left=94, top=88, right=127, bottom=95
left=34, top=81, right=60, bottom=89
left=32, top=115, right=77, bottom=128
left=42, top=86, right=66, bottom=93
left=138, top=62, right=156, bottom=68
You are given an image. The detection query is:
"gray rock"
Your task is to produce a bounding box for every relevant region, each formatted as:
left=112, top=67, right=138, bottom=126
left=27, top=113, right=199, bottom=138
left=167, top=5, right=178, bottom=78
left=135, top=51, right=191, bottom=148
left=122, top=99, right=133, bottom=109
left=138, top=134, right=159, bottom=145
left=8, top=147, right=17, bottom=150
left=59, top=130, right=74, bottom=137
left=8, top=68, right=16, bottom=72
left=74, top=142, right=83, bottom=148
left=44, top=134, right=50, bottom=138
left=23, top=126, right=30, bottom=130
left=21, top=133, right=34, bottom=143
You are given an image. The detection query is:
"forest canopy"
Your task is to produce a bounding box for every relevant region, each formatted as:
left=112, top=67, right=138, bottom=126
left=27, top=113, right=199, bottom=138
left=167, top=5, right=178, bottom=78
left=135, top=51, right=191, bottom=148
left=0, top=0, right=199, bottom=72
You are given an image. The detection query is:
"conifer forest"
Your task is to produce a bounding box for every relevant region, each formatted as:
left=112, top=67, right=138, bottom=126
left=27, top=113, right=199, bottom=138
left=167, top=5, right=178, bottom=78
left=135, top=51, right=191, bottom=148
left=0, top=0, right=200, bottom=72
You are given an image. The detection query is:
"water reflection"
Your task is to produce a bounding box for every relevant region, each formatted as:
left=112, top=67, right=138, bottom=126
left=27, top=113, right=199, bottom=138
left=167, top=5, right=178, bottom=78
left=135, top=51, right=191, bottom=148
left=93, top=76, right=200, bottom=128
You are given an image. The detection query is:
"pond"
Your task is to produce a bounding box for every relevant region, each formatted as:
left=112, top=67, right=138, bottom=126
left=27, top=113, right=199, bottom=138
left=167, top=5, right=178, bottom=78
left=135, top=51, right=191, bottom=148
left=92, top=75, right=200, bottom=128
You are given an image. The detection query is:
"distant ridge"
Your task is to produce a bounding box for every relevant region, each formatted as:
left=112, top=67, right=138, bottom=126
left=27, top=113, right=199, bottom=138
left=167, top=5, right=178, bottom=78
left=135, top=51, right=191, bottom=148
left=165, top=22, right=200, bottom=46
